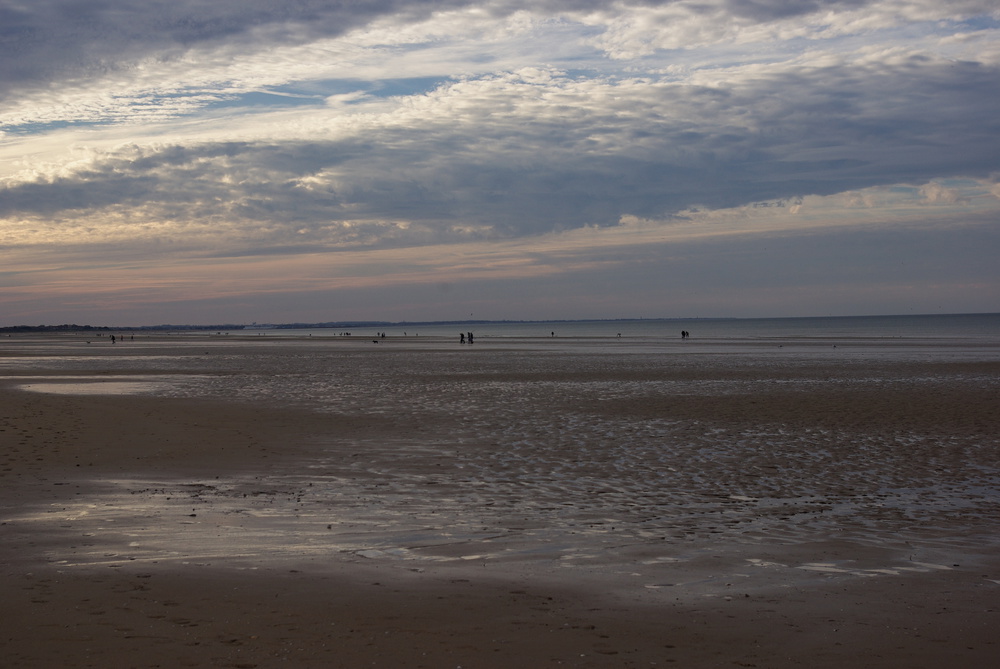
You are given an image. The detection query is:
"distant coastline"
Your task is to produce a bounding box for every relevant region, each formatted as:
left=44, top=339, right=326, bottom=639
left=0, top=317, right=715, bottom=333
left=2, top=312, right=998, bottom=334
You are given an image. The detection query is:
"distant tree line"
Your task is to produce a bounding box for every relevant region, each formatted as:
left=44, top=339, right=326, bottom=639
left=0, top=324, right=248, bottom=333
left=0, top=324, right=112, bottom=333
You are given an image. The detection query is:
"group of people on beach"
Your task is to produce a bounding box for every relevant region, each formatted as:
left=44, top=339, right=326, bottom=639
left=459, top=332, right=474, bottom=344
left=681, top=330, right=690, bottom=338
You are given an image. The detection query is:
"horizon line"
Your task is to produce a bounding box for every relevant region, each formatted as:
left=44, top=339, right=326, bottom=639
left=2, top=312, right=997, bottom=332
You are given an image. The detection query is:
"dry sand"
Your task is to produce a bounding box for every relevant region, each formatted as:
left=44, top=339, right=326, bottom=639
left=1, top=335, right=998, bottom=667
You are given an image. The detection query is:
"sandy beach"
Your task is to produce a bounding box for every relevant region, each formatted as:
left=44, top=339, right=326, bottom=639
left=2, top=333, right=998, bottom=667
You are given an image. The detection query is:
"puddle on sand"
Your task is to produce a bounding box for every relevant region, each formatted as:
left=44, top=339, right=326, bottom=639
left=17, top=379, right=169, bottom=395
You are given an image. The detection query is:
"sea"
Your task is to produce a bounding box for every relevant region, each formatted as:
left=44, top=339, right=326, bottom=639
left=240, top=312, right=1000, bottom=341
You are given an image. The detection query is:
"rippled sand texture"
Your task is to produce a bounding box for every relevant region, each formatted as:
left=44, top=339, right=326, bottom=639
left=2, top=335, right=999, bottom=667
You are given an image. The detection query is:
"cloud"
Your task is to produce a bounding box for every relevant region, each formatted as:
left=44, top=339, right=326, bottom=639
left=919, top=181, right=964, bottom=204
left=578, top=0, right=998, bottom=57
left=3, top=47, right=999, bottom=253
left=0, top=1, right=463, bottom=89
left=2, top=188, right=996, bottom=324
left=1, top=1, right=998, bottom=323
left=4, top=2, right=997, bottom=129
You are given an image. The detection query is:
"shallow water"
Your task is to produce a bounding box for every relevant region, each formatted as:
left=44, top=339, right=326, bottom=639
left=240, top=312, right=1000, bottom=340
left=16, top=378, right=173, bottom=395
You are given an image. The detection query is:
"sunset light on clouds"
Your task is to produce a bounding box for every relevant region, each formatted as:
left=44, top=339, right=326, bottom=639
left=1, top=1, right=998, bottom=325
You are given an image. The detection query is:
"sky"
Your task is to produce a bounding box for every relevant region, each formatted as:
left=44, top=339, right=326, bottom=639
left=1, top=1, right=999, bottom=326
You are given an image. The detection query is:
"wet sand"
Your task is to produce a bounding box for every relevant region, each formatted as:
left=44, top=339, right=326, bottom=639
left=1, top=335, right=999, bottom=667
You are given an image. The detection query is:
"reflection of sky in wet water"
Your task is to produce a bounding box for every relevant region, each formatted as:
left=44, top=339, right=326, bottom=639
left=17, top=378, right=172, bottom=395
left=4, top=342, right=999, bottom=590
left=14, top=467, right=983, bottom=598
